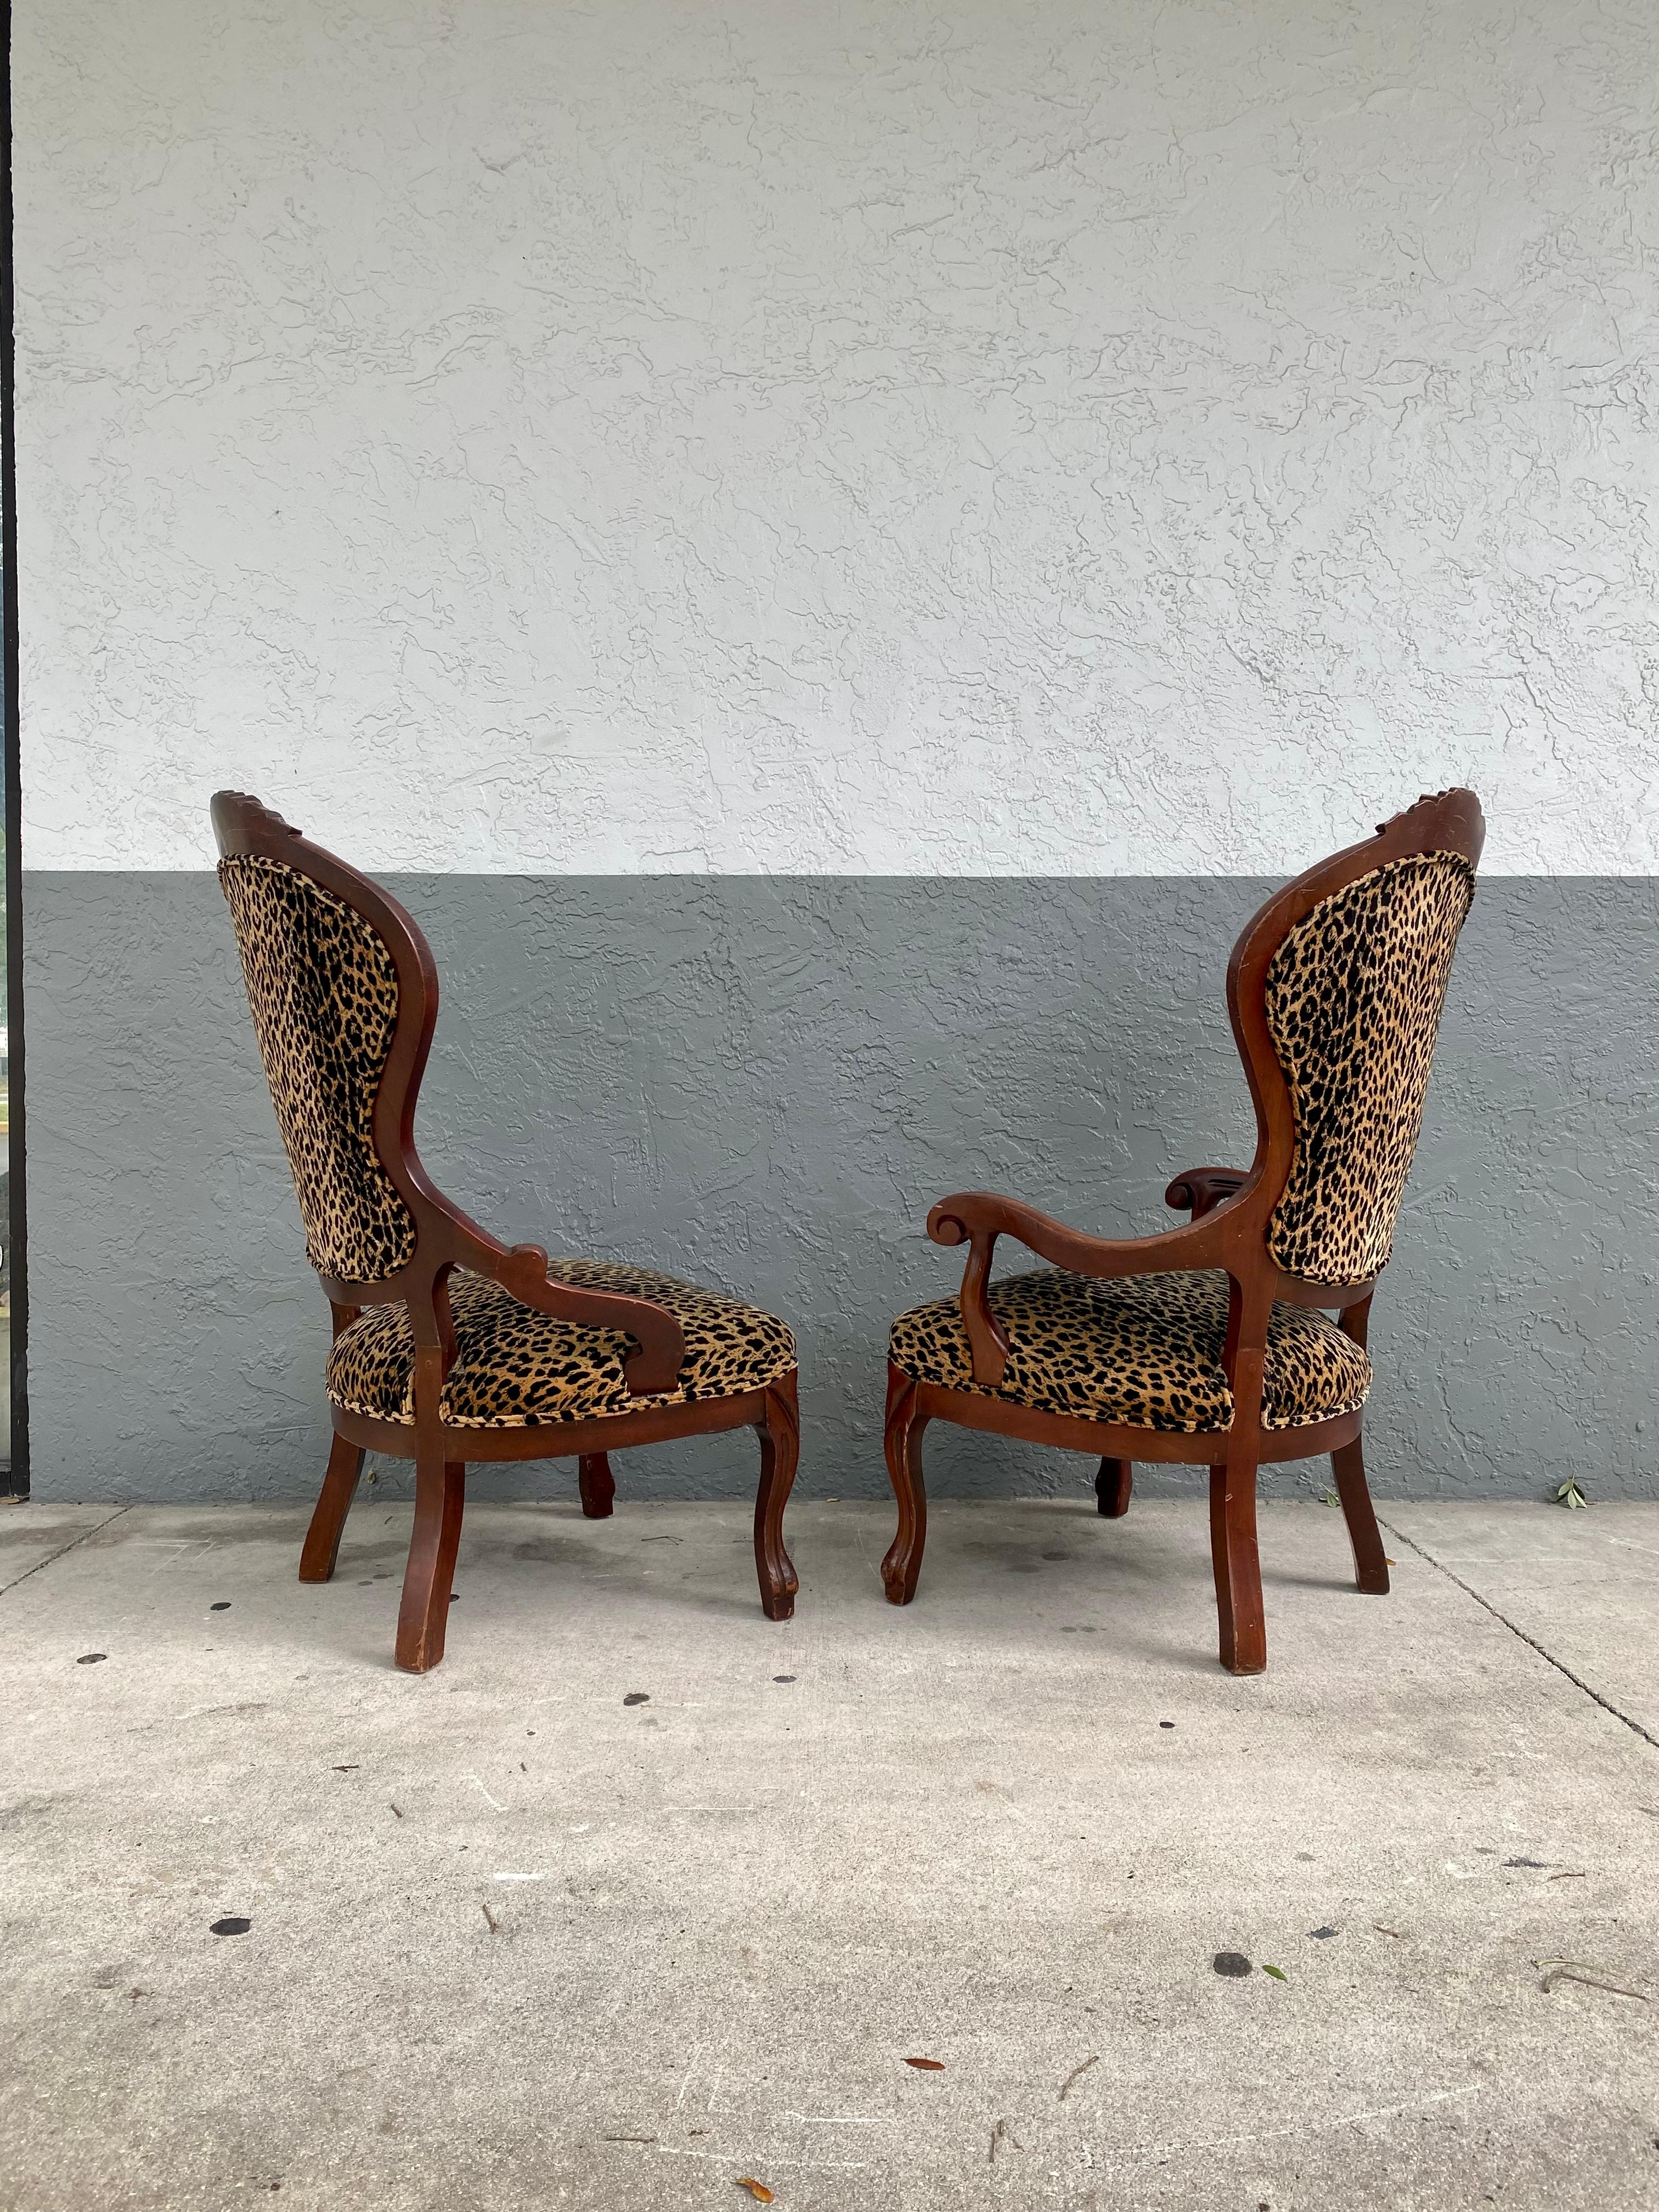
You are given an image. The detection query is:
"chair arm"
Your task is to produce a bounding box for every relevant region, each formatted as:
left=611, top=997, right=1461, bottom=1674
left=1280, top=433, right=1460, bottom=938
left=1165, top=1168, right=1250, bottom=1221
left=455, top=1230, right=686, bottom=1397
left=926, top=1190, right=1232, bottom=1388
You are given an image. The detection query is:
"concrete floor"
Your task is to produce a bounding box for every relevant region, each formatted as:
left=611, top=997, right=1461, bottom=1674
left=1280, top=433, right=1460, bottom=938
left=2, top=1494, right=1656, bottom=2212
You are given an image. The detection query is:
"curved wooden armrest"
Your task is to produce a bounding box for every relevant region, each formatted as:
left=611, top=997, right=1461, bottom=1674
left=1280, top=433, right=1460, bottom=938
left=1165, top=1168, right=1250, bottom=1221
left=926, top=1190, right=1233, bottom=1388
left=457, top=1229, right=687, bottom=1397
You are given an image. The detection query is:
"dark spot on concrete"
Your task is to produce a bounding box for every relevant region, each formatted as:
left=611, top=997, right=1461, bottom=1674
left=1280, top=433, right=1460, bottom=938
left=1504, top=1857, right=1548, bottom=1869
left=1308, top=1926, right=1338, bottom=1939
left=623, top=1692, right=650, bottom=1706
left=210, top=1602, right=231, bottom=1612
left=1159, top=1720, right=1175, bottom=1730
left=210, top=1917, right=251, bottom=1936
left=76, top=1654, right=107, bottom=1665
left=1212, top=1951, right=1252, bottom=1978
left=772, top=1674, right=795, bottom=1683
left=1041, top=1550, right=1072, bottom=1560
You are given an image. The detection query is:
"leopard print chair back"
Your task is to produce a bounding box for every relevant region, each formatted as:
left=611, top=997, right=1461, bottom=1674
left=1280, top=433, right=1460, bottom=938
left=1254, top=805, right=1480, bottom=1288
left=216, top=813, right=419, bottom=1288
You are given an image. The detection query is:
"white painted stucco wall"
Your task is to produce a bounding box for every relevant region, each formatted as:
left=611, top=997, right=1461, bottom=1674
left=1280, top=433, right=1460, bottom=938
left=16, top=0, right=1659, bottom=874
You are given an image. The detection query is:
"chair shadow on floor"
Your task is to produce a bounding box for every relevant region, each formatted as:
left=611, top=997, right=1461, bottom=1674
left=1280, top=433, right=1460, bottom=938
left=303, top=1502, right=775, bottom=1661
left=895, top=1495, right=1380, bottom=1668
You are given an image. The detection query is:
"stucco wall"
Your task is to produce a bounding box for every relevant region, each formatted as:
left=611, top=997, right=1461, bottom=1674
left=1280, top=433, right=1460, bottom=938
left=24, top=872, right=1659, bottom=1504
left=15, top=0, right=1659, bottom=873
left=14, top=2, right=1658, bottom=1504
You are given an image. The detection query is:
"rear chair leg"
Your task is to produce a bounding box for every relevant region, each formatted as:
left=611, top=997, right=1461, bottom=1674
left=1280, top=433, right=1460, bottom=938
left=1209, top=1455, right=1267, bottom=1675
left=754, top=1374, right=800, bottom=1621
left=882, top=1365, right=930, bottom=1605
left=395, top=1449, right=466, bottom=1674
left=1096, top=1458, right=1133, bottom=1517
left=578, top=1453, right=616, bottom=1519
left=1331, top=1435, right=1390, bottom=1595
left=300, top=1434, right=365, bottom=1583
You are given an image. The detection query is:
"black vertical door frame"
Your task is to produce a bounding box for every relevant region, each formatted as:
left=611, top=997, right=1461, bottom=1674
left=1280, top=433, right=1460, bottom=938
left=2, top=0, right=29, bottom=1496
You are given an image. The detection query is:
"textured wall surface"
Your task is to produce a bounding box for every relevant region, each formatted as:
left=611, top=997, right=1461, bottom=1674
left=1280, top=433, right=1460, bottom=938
left=15, top=3, right=1658, bottom=1505
left=25, top=872, right=1658, bottom=1504
left=15, top=0, right=1659, bottom=873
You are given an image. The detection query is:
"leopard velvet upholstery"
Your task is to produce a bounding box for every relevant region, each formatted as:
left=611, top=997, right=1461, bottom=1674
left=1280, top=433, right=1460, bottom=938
left=328, top=1259, right=797, bottom=1427
left=219, top=853, right=416, bottom=1285
left=889, top=1268, right=1370, bottom=1434
left=1264, top=851, right=1475, bottom=1284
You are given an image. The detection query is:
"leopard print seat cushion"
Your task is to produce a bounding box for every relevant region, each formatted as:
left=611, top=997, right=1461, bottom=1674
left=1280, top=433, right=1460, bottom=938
left=219, top=852, right=416, bottom=1284
left=1265, top=851, right=1475, bottom=1284
left=889, top=1268, right=1370, bottom=1434
left=328, top=1259, right=796, bottom=1429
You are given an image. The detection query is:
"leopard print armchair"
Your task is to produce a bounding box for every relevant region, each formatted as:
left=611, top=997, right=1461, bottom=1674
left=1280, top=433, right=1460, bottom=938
left=213, top=792, right=802, bottom=1673
left=882, top=789, right=1484, bottom=1678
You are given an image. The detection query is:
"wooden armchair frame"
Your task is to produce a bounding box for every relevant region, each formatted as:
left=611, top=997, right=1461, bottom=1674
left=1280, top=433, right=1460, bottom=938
left=212, top=792, right=798, bottom=1672
left=882, top=789, right=1485, bottom=1674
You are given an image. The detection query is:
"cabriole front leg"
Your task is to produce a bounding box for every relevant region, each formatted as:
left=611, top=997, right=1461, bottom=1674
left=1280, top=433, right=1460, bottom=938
left=882, top=1365, right=930, bottom=1605
left=394, top=1447, right=466, bottom=1674
left=754, top=1373, right=800, bottom=1621
left=1209, top=1452, right=1267, bottom=1675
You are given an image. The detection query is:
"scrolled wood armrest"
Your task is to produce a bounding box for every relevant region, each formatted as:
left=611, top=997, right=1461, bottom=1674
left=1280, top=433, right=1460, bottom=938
left=925, top=1190, right=1229, bottom=1389
left=459, top=1232, right=686, bottom=1397
left=1164, top=1168, right=1250, bottom=1221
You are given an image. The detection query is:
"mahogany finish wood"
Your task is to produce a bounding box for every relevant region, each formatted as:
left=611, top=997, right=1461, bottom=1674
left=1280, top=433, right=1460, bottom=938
left=1095, top=1460, right=1133, bottom=1518
left=882, top=789, right=1485, bottom=1675
left=212, top=790, right=800, bottom=1672
left=578, top=1454, right=616, bottom=1520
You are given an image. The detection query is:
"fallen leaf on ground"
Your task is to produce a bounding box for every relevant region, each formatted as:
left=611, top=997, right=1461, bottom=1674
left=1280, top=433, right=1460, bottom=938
left=735, top=2181, right=774, bottom=2203
left=1556, top=1480, right=1588, bottom=1509
left=904, top=2057, right=945, bottom=2070
left=1262, top=1965, right=1288, bottom=1982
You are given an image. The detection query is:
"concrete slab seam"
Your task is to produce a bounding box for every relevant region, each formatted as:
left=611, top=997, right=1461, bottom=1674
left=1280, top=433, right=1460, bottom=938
left=1378, top=1514, right=1659, bottom=1751
left=0, top=1505, right=132, bottom=1599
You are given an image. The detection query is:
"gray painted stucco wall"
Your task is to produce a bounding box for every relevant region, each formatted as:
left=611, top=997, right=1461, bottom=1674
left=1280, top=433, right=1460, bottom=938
left=23, top=872, right=1659, bottom=1506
